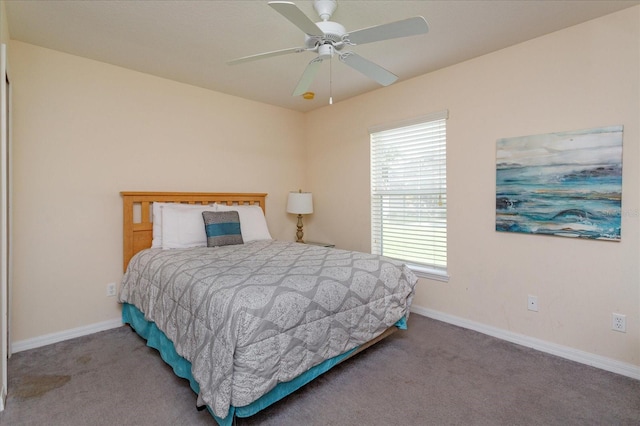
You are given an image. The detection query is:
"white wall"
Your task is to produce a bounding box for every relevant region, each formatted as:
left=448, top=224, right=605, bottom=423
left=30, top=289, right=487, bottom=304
left=305, top=7, right=639, bottom=368
left=9, top=41, right=306, bottom=342
left=0, top=1, right=7, bottom=45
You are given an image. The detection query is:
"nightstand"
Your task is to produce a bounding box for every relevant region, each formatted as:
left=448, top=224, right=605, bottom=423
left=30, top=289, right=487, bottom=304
left=303, top=241, right=335, bottom=248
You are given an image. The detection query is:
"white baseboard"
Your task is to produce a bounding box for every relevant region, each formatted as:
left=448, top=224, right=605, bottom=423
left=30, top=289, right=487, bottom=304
left=9, top=308, right=640, bottom=381
left=11, top=318, right=123, bottom=354
left=411, top=305, right=640, bottom=381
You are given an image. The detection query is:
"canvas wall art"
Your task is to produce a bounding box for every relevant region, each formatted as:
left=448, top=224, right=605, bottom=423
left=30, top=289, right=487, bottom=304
left=496, top=126, right=623, bottom=241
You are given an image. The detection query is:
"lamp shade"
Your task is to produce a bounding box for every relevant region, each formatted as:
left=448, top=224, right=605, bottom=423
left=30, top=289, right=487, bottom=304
left=287, top=191, right=313, bottom=214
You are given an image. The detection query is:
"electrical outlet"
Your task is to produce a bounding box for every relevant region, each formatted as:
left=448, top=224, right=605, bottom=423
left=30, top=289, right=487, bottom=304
left=612, top=313, right=626, bottom=333
left=106, top=282, right=117, bottom=297
left=527, top=295, right=538, bottom=312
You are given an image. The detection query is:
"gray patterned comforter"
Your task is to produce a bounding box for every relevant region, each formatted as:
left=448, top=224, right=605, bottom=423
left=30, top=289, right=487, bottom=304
left=119, top=240, right=417, bottom=418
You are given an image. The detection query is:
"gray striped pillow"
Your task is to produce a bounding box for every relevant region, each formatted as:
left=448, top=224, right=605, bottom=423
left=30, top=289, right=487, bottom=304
left=202, top=211, right=243, bottom=247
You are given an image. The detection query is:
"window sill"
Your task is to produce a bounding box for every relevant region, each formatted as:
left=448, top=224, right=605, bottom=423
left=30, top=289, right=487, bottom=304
left=407, top=264, right=449, bottom=282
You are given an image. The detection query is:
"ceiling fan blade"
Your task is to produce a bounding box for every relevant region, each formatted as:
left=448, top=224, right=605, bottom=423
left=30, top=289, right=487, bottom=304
left=269, top=1, right=324, bottom=37
left=227, top=47, right=305, bottom=65
left=346, top=16, right=429, bottom=45
left=340, top=52, right=398, bottom=86
left=292, top=58, right=323, bottom=96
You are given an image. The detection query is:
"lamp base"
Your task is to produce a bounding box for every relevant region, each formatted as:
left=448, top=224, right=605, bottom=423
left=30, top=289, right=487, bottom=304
left=295, top=214, right=305, bottom=243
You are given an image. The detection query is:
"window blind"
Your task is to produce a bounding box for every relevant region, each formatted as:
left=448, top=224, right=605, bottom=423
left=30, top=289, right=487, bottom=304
left=370, top=112, right=447, bottom=275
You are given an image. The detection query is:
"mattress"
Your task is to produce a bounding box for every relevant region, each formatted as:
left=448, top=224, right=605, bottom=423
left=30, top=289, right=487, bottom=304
left=123, top=303, right=408, bottom=425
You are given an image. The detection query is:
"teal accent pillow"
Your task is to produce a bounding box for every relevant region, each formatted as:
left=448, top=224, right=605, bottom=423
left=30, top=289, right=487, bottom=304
left=202, top=211, right=243, bottom=247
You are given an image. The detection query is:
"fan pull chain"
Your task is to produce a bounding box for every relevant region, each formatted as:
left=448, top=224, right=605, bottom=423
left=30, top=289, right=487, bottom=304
left=329, top=54, right=333, bottom=105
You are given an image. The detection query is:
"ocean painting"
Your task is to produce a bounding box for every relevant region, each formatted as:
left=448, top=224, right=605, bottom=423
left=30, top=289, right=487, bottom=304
left=496, top=126, right=623, bottom=241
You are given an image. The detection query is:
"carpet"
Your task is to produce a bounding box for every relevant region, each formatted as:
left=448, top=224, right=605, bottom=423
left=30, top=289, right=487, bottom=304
left=1, top=314, right=638, bottom=425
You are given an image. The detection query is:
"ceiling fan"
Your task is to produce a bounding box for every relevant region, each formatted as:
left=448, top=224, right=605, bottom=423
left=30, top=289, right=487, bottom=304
left=228, top=0, right=429, bottom=99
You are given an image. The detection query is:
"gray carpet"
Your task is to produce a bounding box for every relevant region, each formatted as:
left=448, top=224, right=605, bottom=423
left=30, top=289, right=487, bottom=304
left=1, top=314, right=638, bottom=425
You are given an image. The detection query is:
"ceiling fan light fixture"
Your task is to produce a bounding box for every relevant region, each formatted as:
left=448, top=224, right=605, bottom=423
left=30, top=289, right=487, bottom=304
left=318, top=44, right=334, bottom=59
left=302, top=91, right=315, bottom=100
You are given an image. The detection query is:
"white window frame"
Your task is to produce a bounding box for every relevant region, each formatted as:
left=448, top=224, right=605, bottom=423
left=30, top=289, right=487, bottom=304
left=370, top=111, right=449, bottom=282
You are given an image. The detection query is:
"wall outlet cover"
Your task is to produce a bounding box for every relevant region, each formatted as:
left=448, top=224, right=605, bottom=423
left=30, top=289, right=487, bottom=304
left=527, top=295, right=539, bottom=312
left=612, top=313, right=626, bottom=333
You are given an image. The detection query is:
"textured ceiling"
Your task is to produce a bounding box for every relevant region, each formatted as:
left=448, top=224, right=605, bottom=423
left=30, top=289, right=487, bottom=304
left=6, top=0, right=639, bottom=112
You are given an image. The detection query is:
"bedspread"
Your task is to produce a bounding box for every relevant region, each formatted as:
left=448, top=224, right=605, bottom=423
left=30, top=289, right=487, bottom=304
left=119, top=240, right=417, bottom=418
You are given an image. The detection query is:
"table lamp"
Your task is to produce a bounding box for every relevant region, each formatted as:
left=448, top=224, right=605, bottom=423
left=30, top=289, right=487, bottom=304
left=286, top=190, right=313, bottom=242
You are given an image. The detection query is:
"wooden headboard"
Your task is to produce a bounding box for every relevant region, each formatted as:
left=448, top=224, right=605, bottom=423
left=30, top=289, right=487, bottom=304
left=121, top=192, right=267, bottom=272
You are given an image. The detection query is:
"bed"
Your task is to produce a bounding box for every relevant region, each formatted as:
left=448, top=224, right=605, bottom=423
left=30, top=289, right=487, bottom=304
left=118, top=191, right=417, bottom=425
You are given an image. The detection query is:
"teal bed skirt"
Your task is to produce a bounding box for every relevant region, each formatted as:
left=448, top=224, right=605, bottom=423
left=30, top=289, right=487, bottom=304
left=122, top=303, right=407, bottom=426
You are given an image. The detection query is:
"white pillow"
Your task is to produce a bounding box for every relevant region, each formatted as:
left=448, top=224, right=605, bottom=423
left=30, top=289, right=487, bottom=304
left=215, top=204, right=272, bottom=242
left=151, top=202, right=171, bottom=248
left=161, top=203, right=217, bottom=249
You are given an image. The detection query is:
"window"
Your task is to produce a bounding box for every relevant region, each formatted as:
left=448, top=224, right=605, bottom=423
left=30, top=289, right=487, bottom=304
left=370, top=111, right=448, bottom=281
